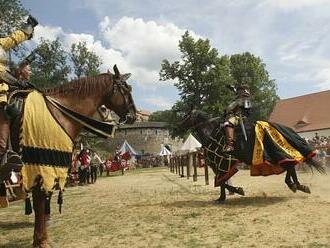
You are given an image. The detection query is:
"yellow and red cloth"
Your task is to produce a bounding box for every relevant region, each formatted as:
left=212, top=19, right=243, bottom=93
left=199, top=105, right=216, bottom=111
left=250, top=121, right=315, bottom=176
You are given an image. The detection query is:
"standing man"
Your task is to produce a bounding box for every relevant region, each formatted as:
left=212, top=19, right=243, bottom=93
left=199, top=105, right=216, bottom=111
left=0, top=15, right=38, bottom=207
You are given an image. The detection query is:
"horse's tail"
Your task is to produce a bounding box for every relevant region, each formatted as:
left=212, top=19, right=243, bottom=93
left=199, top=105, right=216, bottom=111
left=305, top=157, right=326, bottom=174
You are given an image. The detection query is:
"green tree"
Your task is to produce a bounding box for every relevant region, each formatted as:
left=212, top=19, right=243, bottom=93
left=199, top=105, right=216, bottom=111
left=159, top=32, right=279, bottom=136
left=70, top=41, right=102, bottom=79
left=30, top=38, right=71, bottom=88
left=229, top=52, right=279, bottom=120
left=149, top=110, right=174, bottom=122
left=160, top=31, right=228, bottom=114
left=0, top=0, right=28, bottom=36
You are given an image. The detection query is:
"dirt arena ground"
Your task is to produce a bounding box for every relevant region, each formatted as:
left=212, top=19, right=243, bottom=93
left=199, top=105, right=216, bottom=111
left=1, top=167, right=330, bottom=248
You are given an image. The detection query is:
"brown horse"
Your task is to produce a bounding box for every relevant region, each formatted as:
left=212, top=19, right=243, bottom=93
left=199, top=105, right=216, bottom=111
left=8, top=65, right=137, bottom=248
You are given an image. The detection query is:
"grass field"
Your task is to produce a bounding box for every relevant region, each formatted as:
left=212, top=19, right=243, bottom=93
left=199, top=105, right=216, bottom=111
left=1, top=167, right=330, bottom=248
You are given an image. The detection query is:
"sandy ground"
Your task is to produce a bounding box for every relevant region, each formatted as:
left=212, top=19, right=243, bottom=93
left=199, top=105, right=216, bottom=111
left=0, top=167, right=330, bottom=248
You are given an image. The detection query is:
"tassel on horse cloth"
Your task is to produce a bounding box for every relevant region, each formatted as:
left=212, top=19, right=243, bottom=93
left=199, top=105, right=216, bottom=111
left=25, top=194, right=32, bottom=215
left=0, top=182, right=9, bottom=208
left=57, top=190, right=63, bottom=214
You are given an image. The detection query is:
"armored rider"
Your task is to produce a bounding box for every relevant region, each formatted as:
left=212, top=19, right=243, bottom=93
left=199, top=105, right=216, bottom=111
left=0, top=15, right=38, bottom=165
left=223, top=84, right=251, bottom=153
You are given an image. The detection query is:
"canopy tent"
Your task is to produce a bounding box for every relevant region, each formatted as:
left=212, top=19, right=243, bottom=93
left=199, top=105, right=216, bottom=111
left=119, top=140, right=138, bottom=158
left=159, top=145, right=172, bottom=156
left=178, top=133, right=202, bottom=154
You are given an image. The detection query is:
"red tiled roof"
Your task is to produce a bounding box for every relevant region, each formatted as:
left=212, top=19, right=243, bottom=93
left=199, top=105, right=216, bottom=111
left=269, top=90, right=330, bottom=132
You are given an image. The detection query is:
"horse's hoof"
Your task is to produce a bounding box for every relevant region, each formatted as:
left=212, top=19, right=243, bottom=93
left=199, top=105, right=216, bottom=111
left=237, top=187, right=245, bottom=196
left=215, top=198, right=225, bottom=204
left=297, top=185, right=311, bottom=194
left=288, top=183, right=297, bottom=193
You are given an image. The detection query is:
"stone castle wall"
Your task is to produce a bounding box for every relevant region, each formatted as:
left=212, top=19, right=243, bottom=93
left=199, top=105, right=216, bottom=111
left=104, top=123, right=183, bottom=155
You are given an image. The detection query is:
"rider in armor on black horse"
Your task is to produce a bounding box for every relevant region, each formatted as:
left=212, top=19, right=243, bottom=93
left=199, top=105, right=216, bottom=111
left=0, top=15, right=38, bottom=207
left=223, top=84, right=252, bottom=153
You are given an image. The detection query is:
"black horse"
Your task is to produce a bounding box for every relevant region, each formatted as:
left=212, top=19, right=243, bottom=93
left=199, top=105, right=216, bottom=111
left=180, top=110, right=325, bottom=203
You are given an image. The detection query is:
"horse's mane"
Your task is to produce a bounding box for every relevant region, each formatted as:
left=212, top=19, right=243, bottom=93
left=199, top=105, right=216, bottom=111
left=45, top=73, right=112, bottom=97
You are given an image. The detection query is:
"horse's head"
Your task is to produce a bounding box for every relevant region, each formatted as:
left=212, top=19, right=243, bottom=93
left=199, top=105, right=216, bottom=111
left=104, top=65, right=137, bottom=124
left=179, top=110, right=211, bottom=131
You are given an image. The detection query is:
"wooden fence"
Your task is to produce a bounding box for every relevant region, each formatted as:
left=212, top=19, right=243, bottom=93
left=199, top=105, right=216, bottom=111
left=169, top=152, right=210, bottom=185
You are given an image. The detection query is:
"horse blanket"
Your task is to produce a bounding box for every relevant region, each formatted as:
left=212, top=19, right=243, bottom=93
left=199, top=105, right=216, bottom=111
left=249, top=121, right=316, bottom=176
left=20, top=91, right=73, bottom=192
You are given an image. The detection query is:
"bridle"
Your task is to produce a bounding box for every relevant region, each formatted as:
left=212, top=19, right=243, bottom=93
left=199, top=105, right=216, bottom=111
left=181, top=111, right=221, bottom=131
left=106, top=66, right=137, bottom=124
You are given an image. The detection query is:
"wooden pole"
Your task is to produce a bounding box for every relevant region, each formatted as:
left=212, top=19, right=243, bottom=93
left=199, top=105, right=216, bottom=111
left=180, top=156, right=184, bottom=177
left=174, top=157, right=178, bottom=174
left=32, top=184, right=48, bottom=248
left=187, top=154, right=191, bottom=179
left=193, top=152, right=197, bottom=182
left=204, top=162, right=209, bottom=185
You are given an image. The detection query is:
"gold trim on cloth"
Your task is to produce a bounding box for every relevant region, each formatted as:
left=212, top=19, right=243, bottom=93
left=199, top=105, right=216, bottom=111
left=251, top=121, right=304, bottom=176
left=20, top=91, right=73, bottom=192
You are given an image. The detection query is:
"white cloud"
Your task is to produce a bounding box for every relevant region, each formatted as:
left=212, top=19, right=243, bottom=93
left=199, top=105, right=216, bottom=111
left=29, top=0, right=330, bottom=108
left=260, top=0, right=328, bottom=10
left=33, top=25, right=63, bottom=42
left=31, top=17, right=191, bottom=89
left=314, top=69, right=330, bottom=91
left=143, top=96, right=174, bottom=110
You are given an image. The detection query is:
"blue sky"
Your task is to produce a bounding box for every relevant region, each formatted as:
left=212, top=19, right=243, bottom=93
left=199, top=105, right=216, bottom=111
left=21, top=0, right=330, bottom=112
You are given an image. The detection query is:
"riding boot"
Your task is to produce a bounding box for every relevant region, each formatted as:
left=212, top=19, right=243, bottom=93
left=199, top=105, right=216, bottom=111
left=0, top=106, right=9, bottom=158
left=0, top=107, right=22, bottom=181
left=223, top=125, right=235, bottom=153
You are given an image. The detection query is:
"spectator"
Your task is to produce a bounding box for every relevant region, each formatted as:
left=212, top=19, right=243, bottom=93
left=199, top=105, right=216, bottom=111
left=77, top=149, right=91, bottom=185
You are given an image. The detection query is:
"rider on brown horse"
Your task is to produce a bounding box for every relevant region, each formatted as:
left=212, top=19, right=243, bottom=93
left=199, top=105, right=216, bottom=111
left=0, top=15, right=38, bottom=207
left=223, top=84, right=252, bottom=153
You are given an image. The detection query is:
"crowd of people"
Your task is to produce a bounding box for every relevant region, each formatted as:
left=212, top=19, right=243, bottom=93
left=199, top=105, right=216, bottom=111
left=305, top=133, right=330, bottom=149
left=68, top=148, right=136, bottom=186
left=137, top=155, right=164, bottom=168
left=69, top=149, right=105, bottom=186
left=304, top=133, right=330, bottom=167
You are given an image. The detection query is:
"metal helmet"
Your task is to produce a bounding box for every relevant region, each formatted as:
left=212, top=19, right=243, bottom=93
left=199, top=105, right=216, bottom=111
left=236, top=84, right=250, bottom=98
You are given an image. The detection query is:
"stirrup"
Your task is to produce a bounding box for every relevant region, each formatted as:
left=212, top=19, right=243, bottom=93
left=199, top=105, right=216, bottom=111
left=0, top=151, right=23, bottom=181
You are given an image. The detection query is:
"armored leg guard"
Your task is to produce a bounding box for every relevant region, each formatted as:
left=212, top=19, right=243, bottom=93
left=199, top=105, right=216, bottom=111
left=0, top=107, right=23, bottom=181
left=223, top=125, right=235, bottom=153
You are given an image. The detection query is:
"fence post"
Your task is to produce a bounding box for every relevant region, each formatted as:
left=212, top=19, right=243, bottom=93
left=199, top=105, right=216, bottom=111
left=175, top=156, right=178, bottom=174
left=170, top=157, right=173, bottom=172
left=193, top=152, right=197, bottom=182
left=187, top=154, right=191, bottom=179
left=181, top=155, right=184, bottom=177
left=204, top=162, right=209, bottom=185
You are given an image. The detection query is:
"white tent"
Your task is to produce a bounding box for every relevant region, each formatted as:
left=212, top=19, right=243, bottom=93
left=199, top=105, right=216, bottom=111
left=159, top=146, right=172, bottom=156
left=178, top=133, right=202, bottom=154
left=119, top=140, right=138, bottom=156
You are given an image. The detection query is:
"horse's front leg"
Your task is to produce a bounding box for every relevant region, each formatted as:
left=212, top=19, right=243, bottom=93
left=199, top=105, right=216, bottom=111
left=215, top=183, right=226, bottom=204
